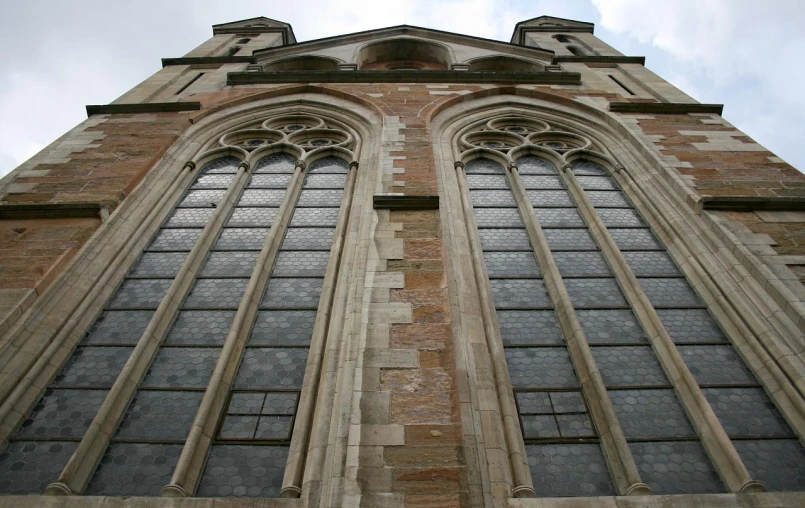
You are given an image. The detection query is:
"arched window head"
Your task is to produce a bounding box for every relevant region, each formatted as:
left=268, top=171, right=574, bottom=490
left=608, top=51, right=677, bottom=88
left=467, top=56, right=544, bottom=73
left=567, top=45, right=585, bottom=56
left=358, top=39, right=450, bottom=70
left=262, top=56, right=340, bottom=72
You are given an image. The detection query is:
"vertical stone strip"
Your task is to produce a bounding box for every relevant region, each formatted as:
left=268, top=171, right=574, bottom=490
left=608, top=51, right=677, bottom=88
left=454, top=162, right=535, bottom=501
left=560, top=165, right=764, bottom=494
left=281, top=162, right=359, bottom=497
left=507, top=164, right=649, bottom=496
left=162, top=162, right=306, bottom=496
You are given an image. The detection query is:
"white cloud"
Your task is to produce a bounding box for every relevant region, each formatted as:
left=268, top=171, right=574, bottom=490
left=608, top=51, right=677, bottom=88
left=1, top=0, right=802, bottom=176
left=591, top=0, right=805, bottom=170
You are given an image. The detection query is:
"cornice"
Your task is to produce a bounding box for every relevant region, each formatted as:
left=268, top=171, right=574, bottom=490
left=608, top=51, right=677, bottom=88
left=373, top=195, right=439, bottom=210
left=701, top=196, right=805, bottom=211
left=0, top=202, right=112, bottom=220
left=226, top=70, right=581, bottom=86
left=608, top=102, right=724, bottom=115
left=553, top=55, right=645, bottom=65
left=162, top=56, right=254, bottom=67
left=251, top=25, right=556, bottom=64
left=86, top=102, right=202, bottom=116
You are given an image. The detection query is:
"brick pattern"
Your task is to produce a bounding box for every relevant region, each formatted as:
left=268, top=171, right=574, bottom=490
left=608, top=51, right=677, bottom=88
left=4, top=77, right=805, bottom=503
left=629, top=113, right=805, bottom=199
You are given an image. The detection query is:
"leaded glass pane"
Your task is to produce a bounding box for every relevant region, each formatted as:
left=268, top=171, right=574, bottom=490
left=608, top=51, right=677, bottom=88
left=215, top=228, right=270, bottom=251
left=226, top=208, right=278, bottom=227
left=543, top=229, right=597, bottom=251
left=470, top=190, right=517, bottom=207
left=629, top=441, right=723, bottom=494
left=734, top=440, right=805, bottom=491
left=609, top=389, right=696, bottom=439
left=197, top=445, right=288, bottom=497
left=678, top=346, right=756, bottom=385
left=506, top=348, right=578, bottom=389
left=592, top=347, right=669, bottom=387
left=484, top=251, right=541, bottom=278
left=478, top=229, right=531, bottom=251
left=297, top=189, right=343, bottom=207
left=200, top=252, right=259, bottom=278
left=532, top=208, right=586, bottom=228
left=108, top=279, right=172, bottom=309
left=86, top=443, right=182, bottom=496
left=490, top=279, right=552, bottom=308
left=249, top=310, right=316, bottom=346
left=526, top=444, right=616, bottom=497
left=17, top=389, right=108, bottom=439
left=527, top=190, right=575, bottom=207
left=703, top=388, right=793, bottom=438
left=281, top=228, right=335, bottom=250
left=553, top=252, right=611, bottom=277
left=0, top=441, right=78, bottom=494
left=564, top=278, right=628, bottom=308
left=165, top=310, right=236, bottom=346
left=148, top=228, right=202, bottom=251
left=234, top=348, right=310, bottom=389
left=82, top=310, right=154, bottom=345
left=260, top=278, right=323, bottom=309
left=639, top=278, right=703, bottom=308
left=184, top=279, right=249, bottom=308
left=254, top=153, right=296, bottom=173
left=239, top=189, right=286, bottom=207
left=116, top=390, right=203, bottom=440
left=141, top=348, right=221, bottom=388
left=130, top=252, right=188, bottom=278
left=497, top=310, right=563, bottom=346
left=516, top=156, right=558, bottom=175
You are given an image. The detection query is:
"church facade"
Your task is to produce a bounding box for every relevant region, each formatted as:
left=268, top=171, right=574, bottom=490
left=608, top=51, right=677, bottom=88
left=0, top=15, right=803, bottom=507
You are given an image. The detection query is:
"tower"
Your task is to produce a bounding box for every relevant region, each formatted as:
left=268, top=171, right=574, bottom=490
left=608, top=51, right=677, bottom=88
left=0, top=14, right=803, bottom=506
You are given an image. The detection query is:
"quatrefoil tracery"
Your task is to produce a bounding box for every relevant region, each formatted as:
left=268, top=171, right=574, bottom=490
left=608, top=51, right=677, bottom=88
left=215, top=114, right=355, bottom=157
left=458, top=115, right=609, bottom=170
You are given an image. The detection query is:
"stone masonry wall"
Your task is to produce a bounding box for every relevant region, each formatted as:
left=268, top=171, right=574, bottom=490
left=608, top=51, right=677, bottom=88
left=2, top=77, right=804, bottom=505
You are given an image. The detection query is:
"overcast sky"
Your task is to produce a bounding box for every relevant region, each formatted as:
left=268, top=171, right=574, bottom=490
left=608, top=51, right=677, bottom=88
left=1, top=0, right=803, bottom=177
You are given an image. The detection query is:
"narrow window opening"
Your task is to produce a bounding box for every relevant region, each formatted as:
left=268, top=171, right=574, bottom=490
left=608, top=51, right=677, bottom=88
left=554, top=34, right=570, bottom=43
left=567, top=46, right=585, bottom=57
left=226, top=46, right=242, bottom=57
left=237, top=38, right=251, bottom=44
left=608, top=75, right=635, bottom=95
left=175, top=73, right=205, bottom=95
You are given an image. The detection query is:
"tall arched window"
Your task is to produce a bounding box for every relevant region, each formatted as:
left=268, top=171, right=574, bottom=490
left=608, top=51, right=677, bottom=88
left=450, top=114, right=805, bottom=497
left=0, top=113, right=360, bottom=499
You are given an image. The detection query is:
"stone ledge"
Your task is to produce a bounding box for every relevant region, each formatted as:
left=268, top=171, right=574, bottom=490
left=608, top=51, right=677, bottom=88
left=373, top=195, right=440, bottom=210
left=609, top=102, right=724, bottom=115
left=86, top=102, right=202, bottom=116
left=0, top=203, right=112, bottom=220
left=553, top=56, right=645, bottom=65
left=227, top=70, right=582, bottom=85
left=161, top=56, right=254, bottom=67
left=0, top=497, right=301, bottom=508
left=509, top=492, right=805, bottom=508
left=702, top=196, right=805, bottom=212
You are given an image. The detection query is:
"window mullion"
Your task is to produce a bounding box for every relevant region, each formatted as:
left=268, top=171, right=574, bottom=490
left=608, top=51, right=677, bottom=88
left=612, top=167, right=805, bottom=439
left=45, top=160, right=253, bottom=496
left=558, top=164, right=764, bottom=494
left=505, top=163, right=649, bottom=497
left=162, top=160, right=307, bottom=497
left=280, top=161, right=358, bottom=498
left=454, top=161, right=536, bottom=499
left=0, top=162, right=193, bottom=446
